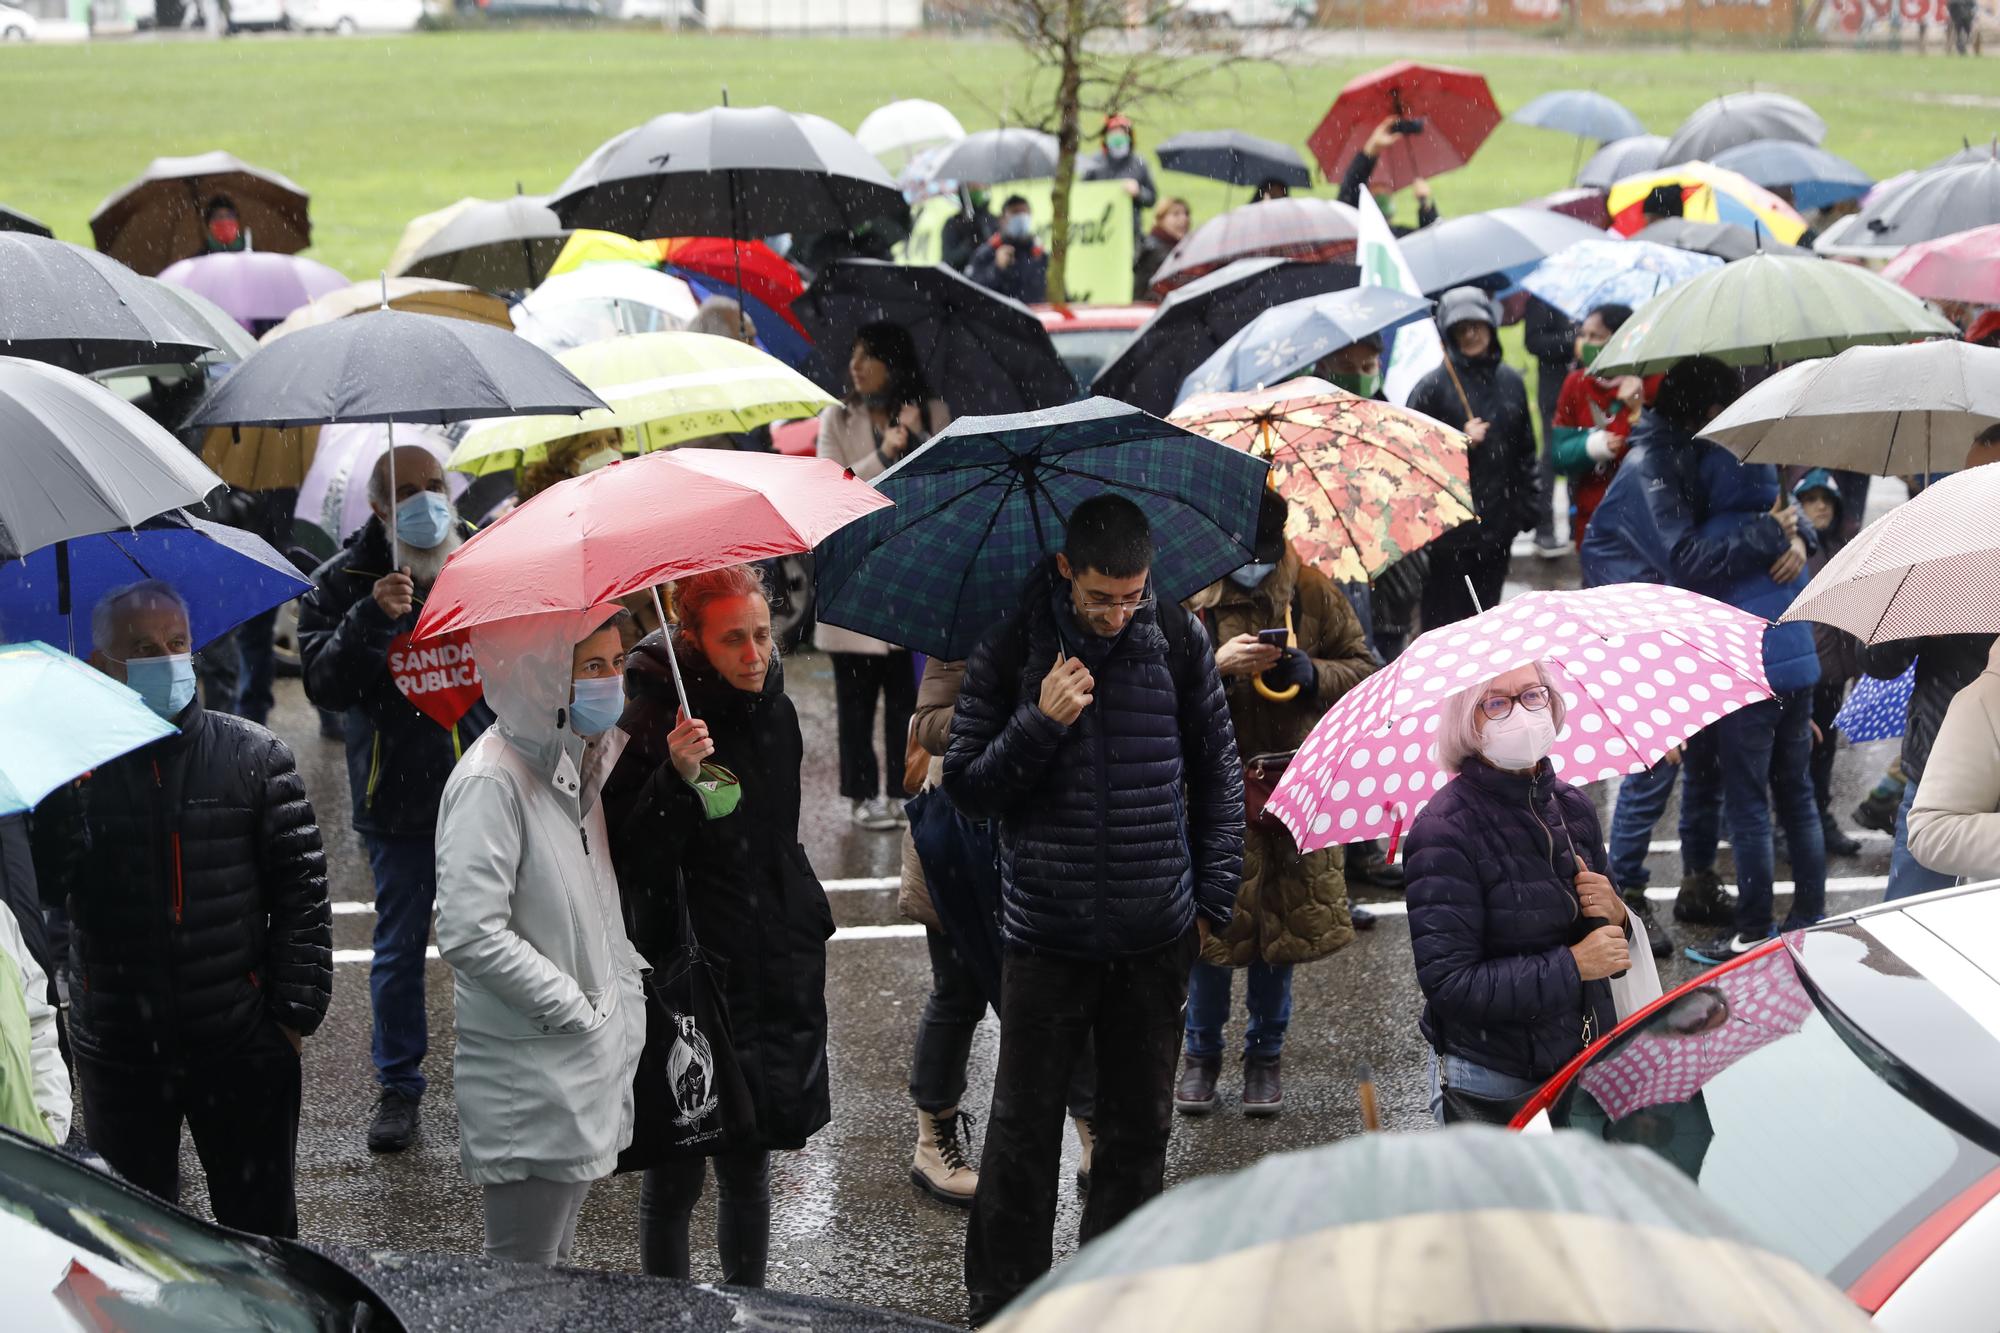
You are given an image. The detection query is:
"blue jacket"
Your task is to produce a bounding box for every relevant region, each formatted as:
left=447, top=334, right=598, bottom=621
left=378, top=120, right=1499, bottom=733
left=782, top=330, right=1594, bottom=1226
left=1634, top=415, right=1820, bottom=696
left=1406, top=759, right=1618, bottom=1082
left=1577, top=413, right=1677, bottom=588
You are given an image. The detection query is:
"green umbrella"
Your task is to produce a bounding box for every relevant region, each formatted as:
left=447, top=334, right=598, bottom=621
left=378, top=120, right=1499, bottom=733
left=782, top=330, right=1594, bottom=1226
left=989, top=1127, right=1872, bottom=1333
left=1593, top=252, right=1956, bottom=376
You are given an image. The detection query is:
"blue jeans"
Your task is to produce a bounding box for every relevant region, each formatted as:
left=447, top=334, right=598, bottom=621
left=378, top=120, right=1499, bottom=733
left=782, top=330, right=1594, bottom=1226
left=1184, top=959, right=1294, bottom=1059
left=1607, top=731, right=1723, bottom=889
left=1426, top=1050, right=1543, bottom=1126
left=363, top=832, right=438, bottom=1099
left=235, top=607, right=278, bottom=728
left=1713, top=691, right=1826, bottom=937
left=1886, top=779, right=1957, bottom=901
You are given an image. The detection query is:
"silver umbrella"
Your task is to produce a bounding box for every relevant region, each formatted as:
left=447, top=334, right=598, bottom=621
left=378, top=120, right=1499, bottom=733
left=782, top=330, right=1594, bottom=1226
left=1660, top=92, right=1826, bottom=166
left=1853, top=158, right=2000, bottom=250
left=0, top=233, right=218, bottom=374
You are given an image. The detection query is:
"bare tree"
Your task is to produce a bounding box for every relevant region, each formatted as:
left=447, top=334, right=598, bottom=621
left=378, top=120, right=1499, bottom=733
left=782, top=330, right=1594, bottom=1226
left=937, top=1, right=1263, bottom=300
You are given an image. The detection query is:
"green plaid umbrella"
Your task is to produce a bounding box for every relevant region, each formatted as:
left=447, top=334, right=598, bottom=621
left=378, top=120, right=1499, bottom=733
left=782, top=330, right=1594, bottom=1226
left=813, top=398, right=1268, bottom=660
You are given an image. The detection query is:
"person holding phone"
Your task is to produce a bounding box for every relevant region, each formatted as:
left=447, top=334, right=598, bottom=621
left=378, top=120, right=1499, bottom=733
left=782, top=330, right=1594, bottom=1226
left=1335, top=115, right=1438, bottom=236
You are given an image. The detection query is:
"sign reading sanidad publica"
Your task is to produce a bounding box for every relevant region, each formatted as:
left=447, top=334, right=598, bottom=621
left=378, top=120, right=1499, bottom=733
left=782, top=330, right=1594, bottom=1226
left=388, top=628, right=484, bottom=729
left=898, top=178, right=1136, bottom=305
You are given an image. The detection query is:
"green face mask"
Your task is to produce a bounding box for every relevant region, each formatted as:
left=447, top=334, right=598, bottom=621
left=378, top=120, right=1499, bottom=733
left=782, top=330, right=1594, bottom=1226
left=968, top=189, right=991, bottom=213
left=1577, top=342, right=1603, bottom=369
left=1106, top=133, right=1132, bottom=156
left=1331, top=370, right=1382, bottom=399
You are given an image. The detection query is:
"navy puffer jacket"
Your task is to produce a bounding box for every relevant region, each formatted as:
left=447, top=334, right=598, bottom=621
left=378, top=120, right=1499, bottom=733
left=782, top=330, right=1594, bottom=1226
left=1406, top=759, right=1618, bottom=1082
left=945, top=562, right=1244, bottom=961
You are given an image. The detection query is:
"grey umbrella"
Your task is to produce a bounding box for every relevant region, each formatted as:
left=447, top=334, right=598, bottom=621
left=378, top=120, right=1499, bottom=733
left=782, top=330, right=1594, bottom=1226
left=1660, top=92, right=1826, bottom=167
left=398, top=193, right=571, bottom=293
left=929, top=128, right=1061, bottom=185
left=1634, top=217, right=1810, bottom=261
left=132, top=281, right=261, bottom=373
left=1853, top=158, right=2000, bottom=250
left=1705, top=341, right=2000, bottom=476
left=0, top=233, right=218, bottom=375
left=0, top=357, right=224, bottom=561
left=1928, top=140, right=1999, bottom=171
left=0, top=205, right=51, bottom=238
left=1577, top=134, right=1668, bottom=190
left=1398, top=206, right=1607, bottom=296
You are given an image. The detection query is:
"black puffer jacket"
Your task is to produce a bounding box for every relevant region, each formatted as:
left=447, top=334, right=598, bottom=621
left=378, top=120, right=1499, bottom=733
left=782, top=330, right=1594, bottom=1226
left=1405, top=341, right=1539, bottom=550
left=944, top=561, right=1244, bottom=961
left=32, top=700, right=331, bottom=1063
left=603, top=634, right=833, bottom=1153
left=1406, top=759, right=1617, bottom=1083
left=298, top=518, right=493, bottom=838
left=1866, top=634, right=1997, bottom=785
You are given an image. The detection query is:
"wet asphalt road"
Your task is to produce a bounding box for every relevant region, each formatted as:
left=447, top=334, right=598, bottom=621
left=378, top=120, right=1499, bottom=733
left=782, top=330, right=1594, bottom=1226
left=179, top=538, right=1903, bottom=1328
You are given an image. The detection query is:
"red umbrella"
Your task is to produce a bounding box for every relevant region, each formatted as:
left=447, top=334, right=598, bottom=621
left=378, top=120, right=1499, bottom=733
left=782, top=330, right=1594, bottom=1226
left=1307, top=61, right=1502, bottom=194
left=656, top=236, right=807, bottom=326
left=414, top=449, right=890, bottom=641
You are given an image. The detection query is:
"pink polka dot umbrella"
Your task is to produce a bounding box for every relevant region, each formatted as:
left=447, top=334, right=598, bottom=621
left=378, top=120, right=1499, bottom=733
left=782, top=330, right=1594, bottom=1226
left=1266, top=583, right=1775, bottom=856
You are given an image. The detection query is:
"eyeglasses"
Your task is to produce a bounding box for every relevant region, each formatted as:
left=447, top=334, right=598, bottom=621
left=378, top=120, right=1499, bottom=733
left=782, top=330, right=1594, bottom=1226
left=1077, top=595, right=1155, bottom=619
left=1478, top=685, right=1552, bottom=721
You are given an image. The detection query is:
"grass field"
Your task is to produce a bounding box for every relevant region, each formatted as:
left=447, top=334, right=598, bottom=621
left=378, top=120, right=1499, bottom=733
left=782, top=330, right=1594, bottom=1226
left=4, top=31, right=1996, bottom=276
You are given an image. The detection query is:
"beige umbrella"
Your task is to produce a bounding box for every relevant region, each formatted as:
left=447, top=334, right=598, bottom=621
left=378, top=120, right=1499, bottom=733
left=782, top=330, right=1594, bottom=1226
left=384, top=197, right=479, bottom=278
left=90, top=151, right=311, bottom=277
left=261, top=277, right=510, bottom=343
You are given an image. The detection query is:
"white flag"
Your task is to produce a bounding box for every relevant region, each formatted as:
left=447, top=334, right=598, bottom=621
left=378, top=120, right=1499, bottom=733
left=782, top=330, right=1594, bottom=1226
left=1354, top=190, right=1442, bottom=407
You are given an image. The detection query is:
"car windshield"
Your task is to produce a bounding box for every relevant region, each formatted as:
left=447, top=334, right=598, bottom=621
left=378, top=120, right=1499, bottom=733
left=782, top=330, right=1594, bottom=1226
left=1046, top=327, right=1139, bottom=394
left=1546, top=948, right=2000, bottom=1290
left=0, top=1131, right=353, bottom=1331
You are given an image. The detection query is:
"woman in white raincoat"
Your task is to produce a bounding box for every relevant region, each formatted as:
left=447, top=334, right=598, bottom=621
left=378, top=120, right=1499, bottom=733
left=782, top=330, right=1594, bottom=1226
left=433, top=606, right=648, bottom=1266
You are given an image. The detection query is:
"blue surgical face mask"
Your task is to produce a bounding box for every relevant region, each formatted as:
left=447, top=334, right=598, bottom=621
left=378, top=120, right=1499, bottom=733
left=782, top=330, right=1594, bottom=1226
left=568, top=675, right=625, bottom=736
left=395, top=490, right=454, bottom=552
left=1003, top=213, right=1035, bottom=243
left=121, top=652, right=197, bottom=721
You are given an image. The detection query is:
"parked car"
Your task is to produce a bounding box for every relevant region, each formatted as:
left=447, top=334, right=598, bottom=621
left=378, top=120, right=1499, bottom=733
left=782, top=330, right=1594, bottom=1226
left=0, top=2, right=41, bottom=38
left=1033, top=303, right=1152, bottom=396
left=222, top=0, right=289, bottom=30
left=1177, top=0, right=1315, bottom=26
left=1517, top=879, right=2000, bottom=1327
left=476, top=0, right=602, bottom=17
left=285, top=0, right=423, bottom=30
left=0, top=1127, right=951, bottom=1331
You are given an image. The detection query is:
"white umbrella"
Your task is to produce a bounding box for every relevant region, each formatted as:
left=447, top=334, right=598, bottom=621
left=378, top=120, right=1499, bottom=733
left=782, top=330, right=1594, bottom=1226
left=296, top=421, right=467, bottom=544
left=512, top=266, right=701, bottom=352
left=857, top=99, right=967, bottom=174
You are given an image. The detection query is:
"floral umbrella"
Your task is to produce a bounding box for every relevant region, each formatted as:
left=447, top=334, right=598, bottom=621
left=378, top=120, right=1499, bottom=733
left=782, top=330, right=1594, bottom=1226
left=1168, top=377, right=1473, bottom=586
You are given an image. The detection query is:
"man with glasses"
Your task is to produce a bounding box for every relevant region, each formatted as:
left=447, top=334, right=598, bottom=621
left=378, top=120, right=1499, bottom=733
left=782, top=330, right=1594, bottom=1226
left=947, top=494, right=1244, bottom=1324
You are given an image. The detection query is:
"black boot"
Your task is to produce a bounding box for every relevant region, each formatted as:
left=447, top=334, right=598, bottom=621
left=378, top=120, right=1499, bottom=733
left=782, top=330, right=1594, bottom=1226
left=1821, top=809, right=1862, bottom=857
left=1621, top=888, right=1674, bottom=959
left=717, top=1193, right=770, bottom=1288
left=1242, top=1054, right=1282, bottom=1117
left=366, top=1089, right=420, bottom=1153
left=1345, top=839, right=1405, bottom=892
left=1175, top=1052, right=1221, bottom=1115
left=1674, top=868, right=1733, bottom=928
left=1852, top=788, right=1900, bottom=835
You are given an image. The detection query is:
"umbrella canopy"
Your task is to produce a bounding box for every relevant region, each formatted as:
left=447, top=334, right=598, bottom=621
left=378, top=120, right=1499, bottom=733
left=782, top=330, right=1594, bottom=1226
left=298, top=421, right=464, bottom=543
left=1146, top=197, right=1360, bottom=296
left=1591, top=253, right=1957, bottom=376
left=856, top=99, right=967, bottom=174
left=200, top=425, right=318, bottom=492
left=812, top=398, right=1267, bottom=661
left=1631, top=216, right=1810, bottom=261
left=0, top=642, right=175, bottom=818
left=1092, top=258, right=1361, bottom=415
left=1607, top=162, right=1807, bottom=243
left=1177, top=289, right=1434, bottom=400
left=1510, top=89, right=1646, bottom=143
left=414, top=449, right=889, bottom=640
left=0, top=205, right=52, bottom=238
left=448, top=331, right=836, bottom=476
left=550, top=105, right=906, bottom=240
left=261, top=277, right=512, bottom=343
left=0, top=357, right=223, bottom=561
left=1268, top=584, right=1773, bottom=852
left=1704, top=342, right=2000, bottom=476
left=929, top=128, right=1060, bottom=185
left=1155, top=131, right=1312, bottom=188
left=157, top=251, right=351, bottom=333
left=385, top=198, right=480, bottom=279
left=796, top=260, right=1074, bottom=417
left=1397, top=206, right=1607, bottom=297
left=1168, top=378, right=1472, bottom=583
left=1928, top=141, right=1999, bottom=171
left=0, top=233, right=218, bottom=374
left=657, top=236, right=806, bottom=312
left=1708, top=139, right=1872, bottom=212
left=1781, top=464, right=2000, bottom=644
left=1660, top=92, right=1827, bottom=167
left=1525, top=186, right=1612, bottom=229
left=397, top=194, right=570, bottom=292
left=185, top=308, right=608, bottom=430
left=1577, top=134, right=1668, bottom=190
left=1851, top=158, right=2000, bottom=251
left=988, top=1127, right=1870, bottom=1333
left=1307, top=61, right=1502, bottom=193
left=512, top=264, right=701, bottom=351
left=1833, top=663, right=1912, bottom=743
left=0, top=510, right=309, bottom=653
left=140, top=281, right=261, bottom=370
left=1522, top=238, right=1722, bottom=322
left=89, top=150, right=312, bottom=277
left=1809, top=210, right=1899, bottom=261
left=1881, top=222, right=2000, bottom=305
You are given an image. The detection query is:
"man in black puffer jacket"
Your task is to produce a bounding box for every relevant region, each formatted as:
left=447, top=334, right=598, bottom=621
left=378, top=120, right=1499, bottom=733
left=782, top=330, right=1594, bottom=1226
left=33, top=580, right=330, bottom=1237
left=947, top=495, right=1243, bottom=1322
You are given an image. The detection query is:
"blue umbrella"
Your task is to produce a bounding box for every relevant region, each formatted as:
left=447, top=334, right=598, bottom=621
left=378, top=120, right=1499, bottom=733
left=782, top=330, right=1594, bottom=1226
left=1711, top=139, right=1874, bottom=213
left=1522, top=239, right=1723, bottom=322
left=0, top=640, right=174, bottom=816
left=1512, top=90, right=1647, bottom=144
left=1834, top=664, right=1912, bottom=744
left=813, top=397, right=1268, bottom=660
left=1177, top=287, right=1434, bottom=402
left=0, top=511, right=309, bottom=655
left=667, top=266, right=813, bottom=368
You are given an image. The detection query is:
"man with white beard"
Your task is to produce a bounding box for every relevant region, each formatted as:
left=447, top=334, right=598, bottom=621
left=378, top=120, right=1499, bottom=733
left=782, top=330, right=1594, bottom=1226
left=298, top=445, right=494, bottom=1154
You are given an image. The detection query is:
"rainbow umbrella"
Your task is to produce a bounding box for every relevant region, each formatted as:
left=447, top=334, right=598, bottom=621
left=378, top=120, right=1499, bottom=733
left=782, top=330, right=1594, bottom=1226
left=1607, top=161, right=1806, bottom=245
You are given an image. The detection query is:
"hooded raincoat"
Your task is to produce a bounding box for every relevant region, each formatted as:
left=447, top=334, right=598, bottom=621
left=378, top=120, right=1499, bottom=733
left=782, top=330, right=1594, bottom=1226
left=433, top=610, right=648, bottom=1187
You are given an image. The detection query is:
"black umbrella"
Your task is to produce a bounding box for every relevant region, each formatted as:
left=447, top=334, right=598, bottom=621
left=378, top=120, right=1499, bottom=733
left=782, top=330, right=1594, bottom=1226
left=1855, top=158, right=2000, bottom=250
left=1091, top=257, right=1360, bottom=415
left=1659, top=92, right=1826, bottom=167
left=0, top=205, right=51, bottom=239
left=1634, top=217, right=1810, bottom=261
left=398, top=193, right=570, bottom=293
left=1156, top=130, right=1312, bottom=188
left=0, top=233, right=217, bottom=374
left=929, top=128, right=1060, bottom=184
left=1577, top=134, right=1667, bottom=190
left=795, top=260, right=1074, bottom=417
left=1399, top=206, right=1607, bottom=296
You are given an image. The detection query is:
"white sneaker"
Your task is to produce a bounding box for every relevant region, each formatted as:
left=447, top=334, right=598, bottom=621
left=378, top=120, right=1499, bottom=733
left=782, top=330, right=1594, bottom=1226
left=853, top=797, right=900, bottom=832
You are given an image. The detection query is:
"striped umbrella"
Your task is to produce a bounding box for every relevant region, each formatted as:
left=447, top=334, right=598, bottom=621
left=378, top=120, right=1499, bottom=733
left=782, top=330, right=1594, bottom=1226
left=1607, top=161, right=1807, bottom=243
left=988, top=1127, right=1871, bottom=1332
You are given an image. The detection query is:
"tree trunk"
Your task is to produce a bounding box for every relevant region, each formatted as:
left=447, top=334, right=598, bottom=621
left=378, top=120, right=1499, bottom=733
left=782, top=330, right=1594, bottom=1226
left=1046, top=0, right=1086, bottom=305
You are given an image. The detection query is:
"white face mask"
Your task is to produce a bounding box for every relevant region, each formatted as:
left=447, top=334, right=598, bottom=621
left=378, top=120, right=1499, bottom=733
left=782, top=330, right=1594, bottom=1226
left=577, top=447, right=622, bottom=474
left=1477, top=706, right=1558, bottom=772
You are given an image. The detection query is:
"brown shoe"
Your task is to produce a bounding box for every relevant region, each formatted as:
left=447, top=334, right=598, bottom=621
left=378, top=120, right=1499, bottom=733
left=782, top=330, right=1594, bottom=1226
left=1243, top=1054, right=1282, bottom=1117
left=1175, top=1052, right=1221, bottom=1115
left=909, top=1107, right=977, bottom=1207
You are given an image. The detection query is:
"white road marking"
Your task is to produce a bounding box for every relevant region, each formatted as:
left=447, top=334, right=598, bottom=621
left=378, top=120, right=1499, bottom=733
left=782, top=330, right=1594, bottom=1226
left=330, top=923, right=927, bottom=964
left=1647, top=830, right=1889, bottom=854
left=1353, top=874, right=1890, bottom=918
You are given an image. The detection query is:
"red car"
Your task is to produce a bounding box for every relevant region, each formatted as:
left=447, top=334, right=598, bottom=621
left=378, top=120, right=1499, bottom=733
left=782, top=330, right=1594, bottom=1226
left=1033, top=303, right=1154, bottom=396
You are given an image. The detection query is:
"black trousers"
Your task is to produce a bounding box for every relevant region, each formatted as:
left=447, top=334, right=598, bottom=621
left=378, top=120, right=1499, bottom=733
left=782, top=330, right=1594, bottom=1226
left=830, top=650, right=917, bottom=802
left=1811, top=678, right=1846, bottom=817
left=964, top=931, right=1198, bottom=1323
left=640, top=1148, right=772, bottom=1286
left=1420, top=538, right=1512, bottom=632
left=76, top=1022, right=302, bottom=1238
left=910, top=928, right=1096, bottom=1119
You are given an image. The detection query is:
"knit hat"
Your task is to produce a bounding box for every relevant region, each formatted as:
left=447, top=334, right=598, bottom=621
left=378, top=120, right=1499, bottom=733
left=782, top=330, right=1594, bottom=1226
left=1436, top=286, right=1499, bottom=334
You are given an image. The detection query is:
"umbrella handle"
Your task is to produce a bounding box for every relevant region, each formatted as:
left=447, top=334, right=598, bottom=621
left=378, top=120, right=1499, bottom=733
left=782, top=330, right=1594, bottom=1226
left=649, top=584, right=694, bottom=720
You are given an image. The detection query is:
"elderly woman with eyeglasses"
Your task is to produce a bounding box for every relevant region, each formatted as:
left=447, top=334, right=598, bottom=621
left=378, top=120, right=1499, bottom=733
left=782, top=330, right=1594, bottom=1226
left=1404, top=662, right=1631, bottom=1125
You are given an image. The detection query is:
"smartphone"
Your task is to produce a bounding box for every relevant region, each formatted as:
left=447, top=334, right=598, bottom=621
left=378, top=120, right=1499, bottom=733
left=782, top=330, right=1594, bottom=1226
left=1256, top=629, right=1289, bottom=648
left=1391, top=117, right=1426, bottom=135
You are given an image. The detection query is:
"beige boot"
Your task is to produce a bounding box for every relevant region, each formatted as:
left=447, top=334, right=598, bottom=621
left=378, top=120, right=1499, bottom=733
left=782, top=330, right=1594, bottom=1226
left=1073, top=1115, right=1095, bottom=1194
left=910, top=1107, right=978, bottom=1207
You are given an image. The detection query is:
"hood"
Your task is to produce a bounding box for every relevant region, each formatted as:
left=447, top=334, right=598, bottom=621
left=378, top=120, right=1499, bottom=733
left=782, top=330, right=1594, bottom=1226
left=1187, top=542, right=1301, bottom=615
left=1436, top=286, right=1499, bottom=338
left=469, top=607, right=623, bottom=780
left=1626, top=408, right=1697, bottom=456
